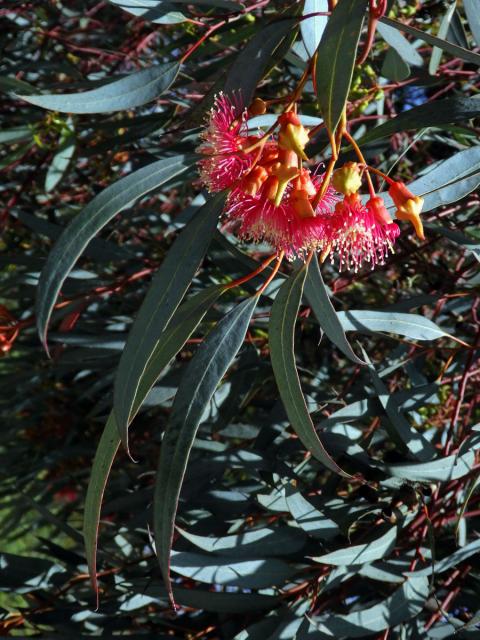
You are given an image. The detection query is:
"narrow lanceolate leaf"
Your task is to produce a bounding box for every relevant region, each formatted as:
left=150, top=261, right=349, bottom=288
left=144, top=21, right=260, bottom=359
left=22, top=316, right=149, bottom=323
left=18, top=63, right=179, bottom=114
left=154, top=296, right=258, bottom=606
left=464, top=0, right=480, bottom=46
left=407, top=538, right=480, bottom=577
left=361, top=348, right=436, bottom=463
left=224, top=19, right=296, bottom=108
left=358, top=96, right=480, bottom=145
left=113, top=195, right=224, bottom=451
left=315, top=0, right=368, bottom=134
left=382, top=448, right=476, bottom=482
left=84, top=285, right=223, bottom=602
left=83, top=413, right=120, bottom=606
left=304, top=256, right=364, bottom=364
left=380, top=16, right=480, bottom=66
left=269, top=264, right=349, bottom=477
left=301, top=0, right=329, bottom=58
left=429, top=2, right=457, bottom=75
left=35, top=155, right=190, bottom=351
left=377, top=21, right=423, bottom=67
left=309, top=575, right=429, bottom=637
left=337, top=310, right=450, bottom=342
left=312, top=526, right=397, bottom=566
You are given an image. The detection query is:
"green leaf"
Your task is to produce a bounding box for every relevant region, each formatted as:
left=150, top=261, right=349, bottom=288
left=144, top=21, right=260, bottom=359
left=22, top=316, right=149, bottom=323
left=381, top=15, right=480, bottom=66
left=153, top=295, right=258, bottom=605
left=358, top=96, right=480, bottom=146
left=464, top=0, right=480, bottom=46
left=35, top=155, right=191, bottom=351
left=177, top=525, right=306, bottom=557
left=285, top=485, right=339, bottom=540
left=304, top=256, right=364, bottom=364
left=301, top=0, right=328, bottom=58
left=84, top=284, right=223, bottom=602
left=308, top=575, right=429, bottom=637
left=315, top=0, right=368, bottom=134
left=224, top=19, right=296, bottom=108
left=311, top=525, right=397, bottom=566
left=381, top=48, right=411, bottom=82
left=169, top=551, right=295, bottom=589
left=407, top=538, right=480, bottom=577
left=429, top=2, right=457, bottom=75
left=18, top=63, right=179, bottom=114
left=113, top=194, right=224, bottom=451
left=0, top=126, right=33, bottom=145
left=109, top=0, right=186, bottom=23
left=337, top=310, right=451, bottom=341
left=426, top=224, right=480, bottom=261
left=83, top=412, right=120, bottom=604
left=361, top=348, right=436, bottom=462
left=45, top=138, right=75, bottom=193
left=382, top=449, right=476, bottom=482
left=377, top=21, right=423, bottom=67
left=269, top=264, right=349, bottom=477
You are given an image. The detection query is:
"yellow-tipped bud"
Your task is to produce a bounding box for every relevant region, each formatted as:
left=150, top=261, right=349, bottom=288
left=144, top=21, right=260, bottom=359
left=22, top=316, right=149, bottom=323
left=291, top=188, right=315, bottom=218
left=388, top=181, right=425, bottom=240
left=271, top=162, right=299, bottom=206
left=332, top=162, right=363, bottom=196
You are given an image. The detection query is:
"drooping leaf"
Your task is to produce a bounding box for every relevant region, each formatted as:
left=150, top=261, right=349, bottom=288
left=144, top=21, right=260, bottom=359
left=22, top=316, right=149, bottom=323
left=113, top=194, right=224, bottom=451
left=337, top=310, right=451, bottom=342
left=311, top=525, right=397, bottom=566
left=83, top=412, right=121, bottom=603
left=307, top=576, right=429, bottom=637
left=45, top=137, right=75, bottom=193
left=381, top=15, right=480, bottom=66
left=377, top=21, right=423, bottom=67
left=169, top=551, right=295, bottom=589
left=84, top=285, right=223, bottom=600
left=381, top=47, right=411, bottom=82
left=304, top=256, right=364, bottom=364
left=224, top=19, right=296, bottom=108
left=285, top=485, right=339, bottom=540
left=35, top=155, right=191, bottom=350
left=301, top=0, right=329, bottom=58
left=315, top=0, right=368, bottom=134
left=429, top=2, right=457, bottom=75
left=358, top=96, right=480, bottom=146
left=109, top=0, right=186, bottom=23
left=407, top=538, right=480, bottom=577
left=177, top=524, right=306, bottom=556
left=361, top=348, right=436, bottom=462
left=464, top=0, right=480, bottom=46
left=382, top=449, right=476, bottom=482
left=153, top=295, right=258, bottom=605
left=269, top=263, right=349, bottom=477
left=18, top=63, right=180, bottom=114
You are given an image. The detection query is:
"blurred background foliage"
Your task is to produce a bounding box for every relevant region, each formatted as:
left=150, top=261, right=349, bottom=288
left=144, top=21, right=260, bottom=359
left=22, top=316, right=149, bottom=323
left=1, top=0, right=480, bottom=637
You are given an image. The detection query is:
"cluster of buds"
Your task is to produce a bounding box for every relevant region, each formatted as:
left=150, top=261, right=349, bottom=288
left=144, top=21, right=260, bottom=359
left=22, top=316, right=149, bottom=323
left=197, top=93, right=424, bottom=271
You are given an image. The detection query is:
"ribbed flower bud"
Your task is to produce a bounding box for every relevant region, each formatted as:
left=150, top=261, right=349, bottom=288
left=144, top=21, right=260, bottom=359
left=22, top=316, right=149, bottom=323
left=332, top=162, right=363, bottom=196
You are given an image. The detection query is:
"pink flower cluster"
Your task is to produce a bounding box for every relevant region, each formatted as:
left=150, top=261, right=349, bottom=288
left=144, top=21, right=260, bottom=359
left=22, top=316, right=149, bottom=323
left=197, top=94, right=401, bottom=271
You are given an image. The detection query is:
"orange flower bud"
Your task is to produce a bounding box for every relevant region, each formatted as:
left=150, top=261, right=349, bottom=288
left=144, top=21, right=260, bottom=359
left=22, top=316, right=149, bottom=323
left=264, top=176, right=280, bottom=202
left=367, top=196, right=393, bottom=225
left=241, top=166, right=268, bottom=196
left=248, top=97, right=267, bottom=116
left=291, top=188, right=315, bottom=218
left=332, top=162, right=362, bottom=196
left=388, top=181, right=425, bottom=240
left=278, top=112, right=309, bottom=161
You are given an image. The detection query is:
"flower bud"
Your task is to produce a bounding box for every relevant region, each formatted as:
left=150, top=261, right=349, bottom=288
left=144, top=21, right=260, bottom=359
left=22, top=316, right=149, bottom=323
left=248, top=97, right=267, bottom=116
left=271, top=162, right=299, bottom=206
left=241, top=166, right=268, bottom=196
left=367, top=196, right=393, bottom=225
left=388, top=181, right=425, bottom=240
left=278, top=112, right=309, bottom=161
left=332, top=162, right=363, bottom=196
left=291, top=188, right=315, bottom=219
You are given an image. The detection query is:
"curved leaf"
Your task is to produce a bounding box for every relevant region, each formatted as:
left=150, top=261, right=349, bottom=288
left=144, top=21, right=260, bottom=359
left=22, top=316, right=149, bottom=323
left=311, top=526, right=397, bottom=566
left=337, top=310, right=450, bottom=341
left=301, top=0, right=328, bottom=58
left=18, top=63, right=179, bottom=114
left=269, top=264, right=349, bottom=477
left=407, top=538, right=480, bottom=577
left=382, top=449, right=476, bottom=482
left=308, top=575, right=429, bottom=637
left=285, top=485, right=339, bottom=540
left=154, top=295, right=258, bottom=605
left=315, top=0, right=368, bottom=134
left=429, top=2, right=457, bottom=75
left=113, top=194, right=224, bottom=451
left=377, top=21, right=423, bottom=67
left=464, top=0, right=480, bottom=46
left=35, top=155, right=191, bottom=350
left=84, top=285, right=223, bottom=601
left=304, top=256, right=364, bottom=364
